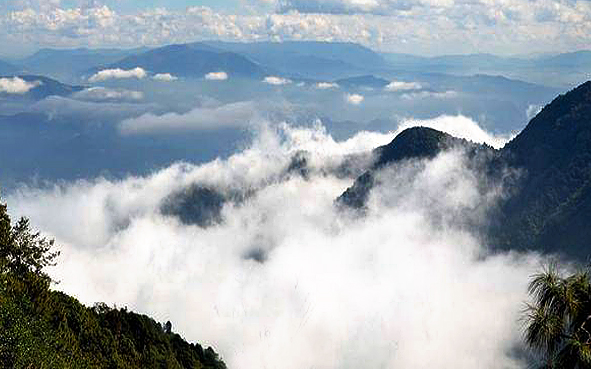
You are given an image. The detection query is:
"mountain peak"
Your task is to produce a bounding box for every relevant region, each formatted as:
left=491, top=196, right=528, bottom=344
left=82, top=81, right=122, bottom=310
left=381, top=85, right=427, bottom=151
left=373, top=126, right=469, bottom=169
left=337, top=126, right=482, bottom=209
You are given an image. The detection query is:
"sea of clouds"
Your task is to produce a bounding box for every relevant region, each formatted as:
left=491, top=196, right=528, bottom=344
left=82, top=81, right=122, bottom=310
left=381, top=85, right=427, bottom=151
left=7, top=117, right=545, bottom=369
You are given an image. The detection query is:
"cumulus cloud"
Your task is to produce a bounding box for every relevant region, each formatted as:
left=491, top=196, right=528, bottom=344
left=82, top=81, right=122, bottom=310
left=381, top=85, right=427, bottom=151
left=395, top=115, right=514, bottom=149
left=120, top=101, right=258, bottom=134
left=89, top=67, right=147, bottom=82
left=264, top=76, right=292, bottom=85
left=0, top=77, right=41, bottom=94
left=345, top=93, right=364, bottom=105
left=2, top=3, right=591, bottom=56
left=7, top=122, right=544, bottom=369
left=315, top=82, right=339, bottom=89
left=153, top=73, right=178, bottom=81
left=205, top=71, right=228, bottom=81
left=72, top=87, right=143, bottom=102
left=277, top=0, right=384, bottom=14
left=385, top=80, right=423, bottom=91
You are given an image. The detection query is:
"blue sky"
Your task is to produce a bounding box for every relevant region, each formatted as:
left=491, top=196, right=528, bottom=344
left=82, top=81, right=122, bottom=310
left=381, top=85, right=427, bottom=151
left=0, top=0, right=589, bottom=57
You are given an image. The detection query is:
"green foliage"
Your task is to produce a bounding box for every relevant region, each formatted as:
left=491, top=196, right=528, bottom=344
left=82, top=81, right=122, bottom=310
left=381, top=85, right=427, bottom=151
left=498, top=81, right=591, bottom=259
left=524, top=264, right=591, bottom=368
left=0, top=198, right=226, bottom=369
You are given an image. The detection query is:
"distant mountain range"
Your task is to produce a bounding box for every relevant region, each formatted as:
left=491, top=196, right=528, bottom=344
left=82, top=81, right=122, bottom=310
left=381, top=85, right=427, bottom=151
left=203, top=41, right=386, bottom=79
left=15, top=48, right=147, bottom=82
left=383, top=51, right=591, bottom=87
left=3, top=41, right=588, bottom=87
left=98, top=43, right=266, bottom=79
left=337, top=80, right=591, bottom=261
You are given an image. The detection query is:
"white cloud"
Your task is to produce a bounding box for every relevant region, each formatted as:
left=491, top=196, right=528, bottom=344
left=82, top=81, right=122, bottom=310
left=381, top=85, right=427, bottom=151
left=89, top=67, right=147, bottom=82
left=120, top=101, right=258, bottom=134
left=264, top=76, right=292, bottom=85
left=385, top=81, right=423, bottom=91
left=395, top=115, right=514, bottom=149
left=401, top=90, right=457, bottom=100
left=526, top=104, right=542, bottom=120
left=2, top=4, right=591, bottom=56
left=153, top=73, right=178, bottom=81
left=7, top=122, right=544, bottom=369
left=30, top=95, right=157, bottom=123
left=205, top=71, right=228, bottom=81
left=72, top=87, right=144, bottom=102
left=345, top=93, right=364, bottom=105
left=0, top=76, right=41, bottom=94
left=277, top=0, right=384, bottom=14
left=315, top=82, right=339, bottom=89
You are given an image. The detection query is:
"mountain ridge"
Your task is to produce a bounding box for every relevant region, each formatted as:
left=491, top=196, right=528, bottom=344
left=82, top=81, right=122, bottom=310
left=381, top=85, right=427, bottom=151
left=337, top=80, right=591, bottom=261
left=99, top=43, right=266, bottom=79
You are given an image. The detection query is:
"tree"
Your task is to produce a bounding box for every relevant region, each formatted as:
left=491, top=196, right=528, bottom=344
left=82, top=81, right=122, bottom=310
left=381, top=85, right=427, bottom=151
left=0, top=200, right=59, bottom=281
left=523, top=264, right=591, bottom=368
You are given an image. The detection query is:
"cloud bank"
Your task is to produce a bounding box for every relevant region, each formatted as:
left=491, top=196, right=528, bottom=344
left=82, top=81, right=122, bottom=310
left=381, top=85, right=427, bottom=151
left=119, top=101, right=258, bottom=134
left=401, top=90, right=457, bottom=100
left=0, top=76, right=41, bottom=94
left=7, top=121, right=543, bottom=369
left=73, top=87, right=143, bottom=102
left=89, top=67, right=147, bottom=82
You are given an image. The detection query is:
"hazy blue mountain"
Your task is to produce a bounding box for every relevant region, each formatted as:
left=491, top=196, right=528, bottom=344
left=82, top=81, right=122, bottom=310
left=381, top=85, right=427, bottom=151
left=335, top=75, right=390, bottom=89
left=20, top=47, right=148, bottom=81
left=536, top=50, right=591, bottom=69
left=102, top=43, right=266, bottom=78
left=0, top=59, right=20, bottom=75
left=382, top=52, right=526, bottom=73
left=0, top=75, right=83, bottom=100
left=204, top=41, right=385, bottom=79
left=383, top=51, right=591, bottom=87
left=440, top=74, right=557, bottom=99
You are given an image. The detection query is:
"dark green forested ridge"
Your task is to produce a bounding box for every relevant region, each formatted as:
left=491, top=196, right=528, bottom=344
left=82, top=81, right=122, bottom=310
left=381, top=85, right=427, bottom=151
left=495, top=81, right=591, bottom=259
left=0, top=197, right=226, bottom=368
left=337, top=80, right=591, bottom=261
left=336, top=126, right=494, bottom=209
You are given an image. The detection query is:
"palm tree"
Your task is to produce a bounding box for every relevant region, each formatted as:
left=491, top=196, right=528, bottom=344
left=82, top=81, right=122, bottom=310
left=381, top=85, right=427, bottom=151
left=524, top=264, right=591, bottom=368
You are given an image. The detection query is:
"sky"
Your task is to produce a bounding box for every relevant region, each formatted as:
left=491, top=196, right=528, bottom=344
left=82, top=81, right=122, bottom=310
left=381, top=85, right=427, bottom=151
left=0, top=0, right=589, bottom=59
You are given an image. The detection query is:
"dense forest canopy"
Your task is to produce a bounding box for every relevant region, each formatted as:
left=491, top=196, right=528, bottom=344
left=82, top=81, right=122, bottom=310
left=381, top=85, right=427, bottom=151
left=0, top=197, right=226, bottom=369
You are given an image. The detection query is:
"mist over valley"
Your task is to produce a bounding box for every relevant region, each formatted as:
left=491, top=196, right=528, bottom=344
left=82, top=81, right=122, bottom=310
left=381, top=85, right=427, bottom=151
left=1, top=3, right=591, bottom=367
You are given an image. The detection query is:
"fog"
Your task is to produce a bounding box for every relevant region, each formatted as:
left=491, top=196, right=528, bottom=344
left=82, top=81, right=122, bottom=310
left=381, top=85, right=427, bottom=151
left=7, top=119, right=544, bottom=369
